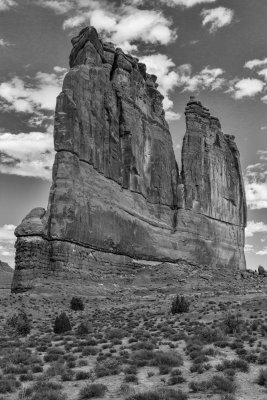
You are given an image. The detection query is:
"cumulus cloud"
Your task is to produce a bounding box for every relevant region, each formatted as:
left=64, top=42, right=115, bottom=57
left=0, top=0, right=17, bottom=11
left=0, top=131, right=54, bottom=180
left=161, top=0, right=217, bottom=6
left=245, top=151, right=267, bottom=210
left=139, top=54, right=180, bottom=120
left=175, top=64, right=225, bottom=92
left=38, top=1, right=177, bottom=52
left=229, top=78, right=265, bottom=100
left=246, top=220, right=267, bottom=238
left=0, top=38, right=12, bottom=46
left=244, top=57, right=267, bottom=87
left=257, top=247, right=267, bottom=256
left=0, top=224, right=16, bottom=241
left=201, top=7, right=234, bottom=33
left=0, top=224, right=16, bottom=267
left=244, top=57, right=267, bottom=70
left=0, top=69, right=65, bottom=114
left=63, top=6, right=176, bottom=52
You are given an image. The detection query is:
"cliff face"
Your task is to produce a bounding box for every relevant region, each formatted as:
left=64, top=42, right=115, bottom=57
left=0, top=260, right=13, bottom=289
left=11, top=27, right=247, bottom=292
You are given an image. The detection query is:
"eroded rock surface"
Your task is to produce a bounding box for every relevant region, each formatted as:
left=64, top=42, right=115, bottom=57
left=0, top=260, right=13, bottom=289
left=12, top=27, right=247, bottom=292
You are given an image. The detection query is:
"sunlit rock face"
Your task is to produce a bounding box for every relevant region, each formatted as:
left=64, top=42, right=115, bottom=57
left=11, top=27, right=247, bottom=293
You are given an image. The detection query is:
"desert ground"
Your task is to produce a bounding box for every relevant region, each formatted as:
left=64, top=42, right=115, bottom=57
left=0, top=280, right=266, bottom=400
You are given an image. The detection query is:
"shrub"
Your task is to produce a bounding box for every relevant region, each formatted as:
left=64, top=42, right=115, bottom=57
left=127, top=388, right=188, bottom=400
left=188, top=380, right=207, bottom=393
left=53, top=312, right=71, bottom=334
left=258, top=351, right=267, bottom=365
left=79, top=383, right=107, bottom=399
left=209, top=375, right=236, bottom=394
left=171, top=296, right=190, bottom=314
left=130, top=341, right=155, bottom=351
left=32, top=365, right=43, bottom=373
left=23, top=379, right=64, bottom=400
left=256, top=368, right=267, bottom=386
left=61, top=369, right=74, bottom=381
left=125, top=374, right=138, bottom=383
left=19, top=373, right=34, bottom=382
left=46, top=361, right=68, bottom=377
left=189, top=375, right=236, bottom=394
left=76, top=371, right=91, bottom=380
left=197, top=326, right=224, bottom=344
left=131, top=350, right=183, bottom=369
left=168, top=375, right=186, bottom=385
left=151, top=351, right=183, bottom=368
left=6, top=311, right=31, bottom=336
left=31, top=389, right=66, bottom=400
left=95, top=358, right=121, bottom=377
left=216, top=359, right=249, bottom=373
left=77, top=322, right=90, bottom=335
left=82, top=346, right=98, bottom=356
left=223, top=312, right=242, bottom=334
left=70, top=297, right=84, bottom=311
left=106, top=328, right=127, bottom=340
left=0, top=376, right=20, bottom=393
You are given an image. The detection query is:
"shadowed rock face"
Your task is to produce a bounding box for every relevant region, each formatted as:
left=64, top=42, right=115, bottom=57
left=11, top=27, right=247, bottom=293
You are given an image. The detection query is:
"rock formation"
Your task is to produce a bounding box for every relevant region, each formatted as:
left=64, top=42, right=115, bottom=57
left=0, top=260, right=13, bottom=289
left=11, top=27, right=247, bottom=293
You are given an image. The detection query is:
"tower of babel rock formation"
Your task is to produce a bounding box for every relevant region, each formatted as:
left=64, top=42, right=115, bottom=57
left=11, top=27, right=247, bottom=292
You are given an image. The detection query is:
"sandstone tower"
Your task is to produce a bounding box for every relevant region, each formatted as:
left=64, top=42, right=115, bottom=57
left=11, top=27, right=247, bottom=292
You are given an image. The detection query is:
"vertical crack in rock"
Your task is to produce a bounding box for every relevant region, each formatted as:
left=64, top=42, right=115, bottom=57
left=11, top=28, right=247, bottom=293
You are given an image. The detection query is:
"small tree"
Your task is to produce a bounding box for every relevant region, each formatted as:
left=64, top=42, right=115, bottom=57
left=54, top=312, right=71, bottom=334
left=70, top=297, right=84, bottom=311
left=171, top=295, right=190, bottom=314
left=6, top=311, right=31, bottom=336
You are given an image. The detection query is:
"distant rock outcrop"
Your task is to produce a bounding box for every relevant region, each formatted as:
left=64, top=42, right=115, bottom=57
left=258, top=265, right=266, bottom=276
left=11, top=27, right=247, bottom=293
left=0, top=260, right=13, bottom=289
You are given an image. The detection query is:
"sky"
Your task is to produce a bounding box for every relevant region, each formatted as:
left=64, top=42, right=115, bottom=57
left=0, top=0, right=267, bottom=270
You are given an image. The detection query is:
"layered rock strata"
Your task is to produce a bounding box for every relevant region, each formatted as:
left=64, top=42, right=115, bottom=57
left=11, top=27, right=247, bottom=292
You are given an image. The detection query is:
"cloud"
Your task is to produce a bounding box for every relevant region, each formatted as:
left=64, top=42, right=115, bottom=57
left=257, top=247, right=267, bottom=256
left=139, top=53, right=181, bottom=121
left=244, top=244, right=254, bottom=253
left=64, top=6, right=177, bottom=52
left=38, top=1, right=176, bottom=52
left=175, top=64, right=225, bottom=92
left=0, top=224, right=16, bottom=241
left=244, top=57, right=267, bottom=86
left=0, top=38, right=12, bottom=46
left=245, top=151, right=267, bottom=209
left=161, top=0, right=217, bottom=6
left=229, top=78, right=265, bottom=100
left=137, top=58, right=225, bottom=119
left=0, top=131, right=54, bottom=180
left=36, top=0, right=74, bottom=14
left=0, top=0, right=17, bottom=11
left=0, top=69, right=65, bottom=114
left=246, top=220, right=267, bottom=238
left=257, top=68, right=267, bottom=81
left=244, top=57, right=267, bottom=70
left=201, top=7, right=234, bottom=33
left=0, top=224, right=16, bottom=267
left=139, top=54, right=180, bottom=121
